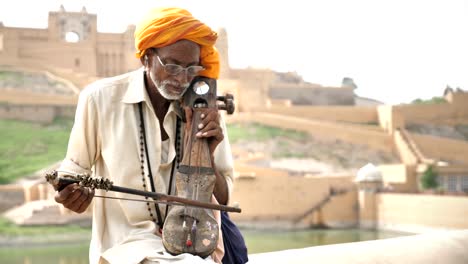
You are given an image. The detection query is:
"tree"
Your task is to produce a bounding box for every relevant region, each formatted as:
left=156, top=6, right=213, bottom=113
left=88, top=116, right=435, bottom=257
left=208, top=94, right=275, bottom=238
left=410, top=96, right=447, bottom=105
left=420, top=165, right=439, bottom=190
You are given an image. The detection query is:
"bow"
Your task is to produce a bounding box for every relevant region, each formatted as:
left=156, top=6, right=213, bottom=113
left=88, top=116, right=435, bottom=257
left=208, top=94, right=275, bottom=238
left=45, top=170, right=241, bottom=213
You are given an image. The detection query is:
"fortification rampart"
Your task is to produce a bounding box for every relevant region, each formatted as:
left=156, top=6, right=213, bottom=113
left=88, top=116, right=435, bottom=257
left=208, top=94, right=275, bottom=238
left=0, top=184, right=25, bottom=213
left=0, top=103, right=76, bottom=124
left=396, top=103, right=468, bottom=126
left=393, top=130, right=419, bottom=165
left=265, top=105, right=378, bottom=124
left=269, top=84, right=355, bottom=105
left=378, top=164, right=418, bottom=193
left=409, top=132, right=468, bottom=165
left=229, top=164, right=357, bottom=228
left=377, top=193, right=468, bottom=232
left=0, top=7, right=140, bottom=80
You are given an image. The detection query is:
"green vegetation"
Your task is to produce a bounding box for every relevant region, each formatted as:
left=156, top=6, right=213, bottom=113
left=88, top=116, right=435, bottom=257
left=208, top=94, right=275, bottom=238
left=411, top=96, right=447, bottom=105
left=227, top=122, right=308, bottom=143
left=0, top=118, right=73, bottom=184
left=0, top=217, right=89, bottom=237
left=0, top=244, right=89, bottom=264
left=0, top=71, right=23, bottom=83
left=420, top=165, right=439, bottom=190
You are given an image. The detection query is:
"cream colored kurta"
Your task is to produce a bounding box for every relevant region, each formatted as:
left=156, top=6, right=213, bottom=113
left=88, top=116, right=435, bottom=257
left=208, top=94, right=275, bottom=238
left=58, top=68, right=234, bottom=264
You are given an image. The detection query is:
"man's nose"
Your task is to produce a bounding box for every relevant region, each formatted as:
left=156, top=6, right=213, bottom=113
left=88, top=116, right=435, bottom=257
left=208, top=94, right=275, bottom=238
left=174, top=69, right=189, bottom=83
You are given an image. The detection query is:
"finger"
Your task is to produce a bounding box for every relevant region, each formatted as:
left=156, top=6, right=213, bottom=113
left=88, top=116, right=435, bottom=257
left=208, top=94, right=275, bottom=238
left=68, top=187, right=88, bottom=212
left=77, top=188, right=94, bottom=213
left=55, top=183, right=78, bottom=203
left=198, top=127, right=224, bottom=141
left=198, top=112, right=219, bottom=132
left=201, top=109, right=219, bottom=124
left=63, top=186, right=85, bottom=209
left=198, top=121, right=219, bottom=135
left=78, top=188, right=95, bottom=213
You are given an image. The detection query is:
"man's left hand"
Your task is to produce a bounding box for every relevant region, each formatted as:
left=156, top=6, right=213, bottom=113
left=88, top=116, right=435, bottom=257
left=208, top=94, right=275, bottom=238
left=184, top=107, right=224, bottom=157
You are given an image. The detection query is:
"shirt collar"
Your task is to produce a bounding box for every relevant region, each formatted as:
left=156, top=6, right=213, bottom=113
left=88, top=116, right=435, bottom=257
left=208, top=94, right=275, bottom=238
left=122, top=67, right=184, bottom=119
left=122, top=67, right=148, bottom=104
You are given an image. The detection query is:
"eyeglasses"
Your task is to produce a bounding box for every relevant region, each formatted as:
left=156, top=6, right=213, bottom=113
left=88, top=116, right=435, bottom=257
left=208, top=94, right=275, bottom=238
left=156, top=56, right=204, bottom=76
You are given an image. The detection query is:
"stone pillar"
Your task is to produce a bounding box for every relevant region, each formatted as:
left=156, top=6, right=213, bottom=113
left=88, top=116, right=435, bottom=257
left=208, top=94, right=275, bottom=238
left=355, top=163, right=383, bottom=229
left=23, top=182, right=40, bottom=202
left=37, top=183, right=48, bottom=200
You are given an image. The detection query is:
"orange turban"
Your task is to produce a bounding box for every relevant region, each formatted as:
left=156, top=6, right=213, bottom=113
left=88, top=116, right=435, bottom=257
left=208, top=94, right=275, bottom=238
left=134, top=7, right=220, bottom=79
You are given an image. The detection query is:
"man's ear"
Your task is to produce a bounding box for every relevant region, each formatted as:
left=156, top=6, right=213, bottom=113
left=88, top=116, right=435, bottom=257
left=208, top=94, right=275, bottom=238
left=140, top=49, right=154, bottom=66
left=139, top=54, right=146, bottom=66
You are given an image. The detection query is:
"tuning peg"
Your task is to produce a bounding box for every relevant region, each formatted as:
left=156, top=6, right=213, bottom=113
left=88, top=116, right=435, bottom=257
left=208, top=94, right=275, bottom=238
left=217, top=93, right=235, bottom=115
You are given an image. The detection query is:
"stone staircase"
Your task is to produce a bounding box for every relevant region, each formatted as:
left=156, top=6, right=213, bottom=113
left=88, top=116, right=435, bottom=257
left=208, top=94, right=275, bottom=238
left=3, top=199, right=91, bottom=226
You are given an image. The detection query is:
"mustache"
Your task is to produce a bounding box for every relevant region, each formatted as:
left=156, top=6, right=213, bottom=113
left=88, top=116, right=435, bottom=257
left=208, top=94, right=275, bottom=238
left=161, top=80, right=190, bottom=89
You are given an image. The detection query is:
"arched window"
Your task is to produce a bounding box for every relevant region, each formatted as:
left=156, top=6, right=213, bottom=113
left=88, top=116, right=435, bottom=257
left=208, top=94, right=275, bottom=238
left=65, top=31, right=80, bottom=43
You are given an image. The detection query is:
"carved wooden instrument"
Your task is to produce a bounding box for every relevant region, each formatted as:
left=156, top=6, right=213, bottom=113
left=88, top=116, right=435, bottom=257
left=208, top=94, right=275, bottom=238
left=162, top=76, right=235, bottom=258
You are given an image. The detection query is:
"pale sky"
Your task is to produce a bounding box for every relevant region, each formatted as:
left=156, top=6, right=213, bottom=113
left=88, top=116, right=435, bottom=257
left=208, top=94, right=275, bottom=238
left=1, top=0, right=467, bottom=105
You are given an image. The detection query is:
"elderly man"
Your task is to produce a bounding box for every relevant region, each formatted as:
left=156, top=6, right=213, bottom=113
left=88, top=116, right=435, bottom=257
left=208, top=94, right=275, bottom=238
left=53, top=7, right=246, bottom=264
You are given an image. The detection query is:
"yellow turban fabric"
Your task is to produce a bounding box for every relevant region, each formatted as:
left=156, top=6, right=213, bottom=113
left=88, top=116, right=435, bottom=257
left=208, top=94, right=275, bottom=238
left=134, top=7, right=220, bottom=79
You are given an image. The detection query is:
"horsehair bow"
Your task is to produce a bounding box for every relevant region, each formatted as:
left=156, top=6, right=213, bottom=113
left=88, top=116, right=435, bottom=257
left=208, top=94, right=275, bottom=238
left=45, top=170, right=241, bottom=213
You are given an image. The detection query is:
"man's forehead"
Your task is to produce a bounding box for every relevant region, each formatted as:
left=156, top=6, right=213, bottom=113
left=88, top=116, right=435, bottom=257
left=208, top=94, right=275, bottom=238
left=156, top=40, right=201, bottom=62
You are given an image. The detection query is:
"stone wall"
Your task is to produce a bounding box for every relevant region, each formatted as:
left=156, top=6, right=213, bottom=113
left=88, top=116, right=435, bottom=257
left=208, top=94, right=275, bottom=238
left=409, top=132, right=468, bottom=165
left=0, top=103, right=76, bottom=124
left=0, top=6, right=140, bottom=81
left=0, top=184, right=25, bottom=212
left=269, top=84, right=355, bottom=105
left=266, top=105, right=378, bottom=124
left=229, top=164, right=357, bottom=228
left=397, top=103, right=468, bottom=126
left=377, top=193, right=468, bottom=232
left=379, top=164, right=418, bottom=193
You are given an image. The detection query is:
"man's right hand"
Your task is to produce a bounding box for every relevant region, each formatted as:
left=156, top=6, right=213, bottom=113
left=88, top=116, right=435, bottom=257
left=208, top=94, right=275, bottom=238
left=54, top=183, right=94, bottom=213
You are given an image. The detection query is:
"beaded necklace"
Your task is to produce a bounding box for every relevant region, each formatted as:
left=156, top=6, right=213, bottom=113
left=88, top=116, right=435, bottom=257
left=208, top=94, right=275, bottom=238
left=138, top=102, right=181, bottom=230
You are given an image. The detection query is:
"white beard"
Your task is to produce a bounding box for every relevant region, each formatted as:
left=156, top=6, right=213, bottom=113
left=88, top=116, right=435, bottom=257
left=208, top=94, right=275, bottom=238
left=149, top=71, right=190, bottom=100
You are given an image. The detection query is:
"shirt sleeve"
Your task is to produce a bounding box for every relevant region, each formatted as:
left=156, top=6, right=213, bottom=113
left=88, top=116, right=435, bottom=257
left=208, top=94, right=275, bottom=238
left=213, top=114, right=234, bottom=205
left=58, top=87, right=101, bottom=175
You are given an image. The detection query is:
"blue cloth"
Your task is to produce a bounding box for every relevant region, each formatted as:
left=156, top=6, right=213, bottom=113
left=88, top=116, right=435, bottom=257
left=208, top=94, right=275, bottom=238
left=221, top=211, right=248, bottom=264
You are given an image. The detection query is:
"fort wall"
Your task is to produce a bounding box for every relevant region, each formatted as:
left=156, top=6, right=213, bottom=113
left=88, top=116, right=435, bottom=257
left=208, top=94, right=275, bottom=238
left=396, top=103, right=468, bottom=126
left=377, top=193, right=468, bottom=232
left=393, top=130, right=419, bottom=165
left=229, top=164, right=357, bottom=227
left=393, top=92, right=468, bottom=127
left=0, top=7, right=140, bottom=87
left=269, top=84, right=355, bottom=105
left=409, top=132, right=468, bottom=165
left=265, top=105, right=378, bottom=124
left=0, top=184, right=25, bottom=212
left=378, top=164, right=418, bottom=193
left=0, top=103, right=76, bottom=124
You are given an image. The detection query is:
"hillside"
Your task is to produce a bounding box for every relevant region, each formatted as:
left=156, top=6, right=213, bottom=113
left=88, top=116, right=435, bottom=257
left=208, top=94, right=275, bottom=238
left=229, top=123, right=399, bottom=175
left=0, top=68, right=76, bottom=96
left=406, top=123, right=468, bottom=141
left=0, top=118, right=72, bottom=184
